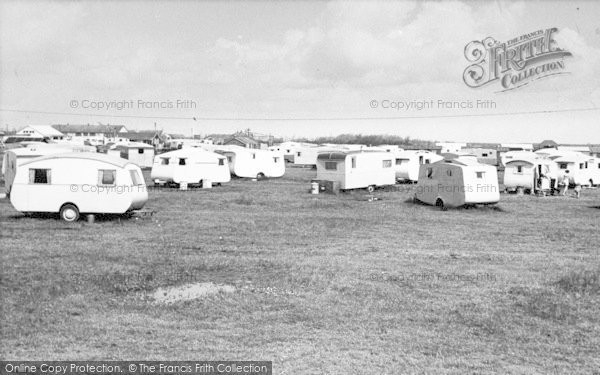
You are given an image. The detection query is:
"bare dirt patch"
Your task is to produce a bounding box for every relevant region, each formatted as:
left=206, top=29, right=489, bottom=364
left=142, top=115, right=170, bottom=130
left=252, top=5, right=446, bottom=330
left=149, top=282, right=235, bottom=304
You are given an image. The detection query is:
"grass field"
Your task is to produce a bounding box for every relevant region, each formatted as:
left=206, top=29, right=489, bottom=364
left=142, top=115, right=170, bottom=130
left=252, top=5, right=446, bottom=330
left=1, top=167, right=599, bottom=374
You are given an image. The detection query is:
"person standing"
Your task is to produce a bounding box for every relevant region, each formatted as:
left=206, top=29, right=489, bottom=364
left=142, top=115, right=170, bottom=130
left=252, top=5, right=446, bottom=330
left=560, top=172, right=570, bottom=196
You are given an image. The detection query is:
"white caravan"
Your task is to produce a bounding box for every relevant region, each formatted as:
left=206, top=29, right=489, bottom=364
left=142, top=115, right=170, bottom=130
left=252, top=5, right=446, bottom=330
left=9, top=153, right=147, bottom=221
left=503, top=152, right=558, bottom=193
left=107, top=142, right=155, bottom=168
left=150, top=148, right=230, bottom=186
left=315, top=151, right=395, bottom=191
left=415, top=157, right=500, bottom=209
left=269, top=141, right=309, bottom=163
left=293, top=145, right=328, bottom=166
left=393, top=150, right=443, bottom=182
left=2, top=143, right=96, bottom=194
left=552, top=152, right=593, bottom=186
left=214, top=145, right=285, bottom=179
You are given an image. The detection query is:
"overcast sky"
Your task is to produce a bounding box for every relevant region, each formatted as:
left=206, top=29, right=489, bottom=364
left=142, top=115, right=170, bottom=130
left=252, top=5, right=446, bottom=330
left=1, top=0, right=599, bottom=143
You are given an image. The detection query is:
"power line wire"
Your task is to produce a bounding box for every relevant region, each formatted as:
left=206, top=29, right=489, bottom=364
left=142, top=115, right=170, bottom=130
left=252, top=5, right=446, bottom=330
left=0, top=106, right=598, bottom=121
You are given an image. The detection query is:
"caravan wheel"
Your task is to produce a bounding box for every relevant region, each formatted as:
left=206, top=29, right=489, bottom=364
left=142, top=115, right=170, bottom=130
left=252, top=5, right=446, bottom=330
left=256, top=172, right=266, bottom=180
left=366, top=185, right=375, bottom=193
left=60, top=204, right=80, bottom=222
left=435, top=198, right=447, bottom=211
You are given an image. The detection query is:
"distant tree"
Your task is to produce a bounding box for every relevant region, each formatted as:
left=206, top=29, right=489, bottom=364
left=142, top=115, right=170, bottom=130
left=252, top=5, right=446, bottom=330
left=293, top=133, right=433, bottom=148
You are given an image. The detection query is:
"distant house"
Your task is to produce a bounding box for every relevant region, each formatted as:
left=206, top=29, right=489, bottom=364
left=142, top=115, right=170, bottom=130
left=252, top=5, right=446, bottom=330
left=500, top=143, right=533, bottom=152
left=51, top=124, right=128, bottom=145
left=124, top=130, right=162, bottom=147
left=590, top=146, right=600, bottom=158
left=224, top=135, right=262, bottom=149
left=17, top=125, right=65, bottom=140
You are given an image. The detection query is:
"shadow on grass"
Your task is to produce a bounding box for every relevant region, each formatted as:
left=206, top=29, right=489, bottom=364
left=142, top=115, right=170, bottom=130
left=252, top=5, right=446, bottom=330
left=556, top=268, right=600, bottom=295
left=5, top=212, right=140, bottom=224
left=404, top=198, right=506, bottom=212
left=511, top=268, right=600, bottom=325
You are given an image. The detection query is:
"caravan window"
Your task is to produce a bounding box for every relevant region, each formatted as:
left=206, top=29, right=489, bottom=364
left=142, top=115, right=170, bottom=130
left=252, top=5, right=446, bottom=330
left=446, top=170, right=452, bottom=176
left=98, top=170, right=116, bottom=185
left=476, top=171, right=484, bottom=178
left=351, top=157, right=356, bottom=168
left=138, top=148, right=145, bottom=154
left=419, top=156, right=424, bottom=164
left=273, top=157, right=280, bottom=163
left=252, top=153, right=256, bottom=159
left=297, top=152, right=302, bottom=157
left=227, top=156, right=232, bottom=163
left=218, top=158, right=225, bottom=166
left=179, top=158, right=186, bottom=166
left=559, top=163, right=568, bottom=169
left=482, top=153, right=488, bottom=157
left=29, top=169, right=51, bottom=184
left=382, top=160, right=392, bottom=168
left=516, top=166, right=523, bottom=173
left=325, top=161, right=337, bottom=170
left=129, top=170, right=143, bottom=185
left=160, top=158, right=169, bottom=165
left=426, top=168, right=433, bottom=179
left=396, top=158, right=408, bottom=165
left=425, top=159, right=430, bottom=164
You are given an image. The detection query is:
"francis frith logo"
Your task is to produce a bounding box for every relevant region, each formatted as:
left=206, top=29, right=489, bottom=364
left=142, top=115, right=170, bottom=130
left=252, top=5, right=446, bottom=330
left=463, top=28, right=572, bottom=91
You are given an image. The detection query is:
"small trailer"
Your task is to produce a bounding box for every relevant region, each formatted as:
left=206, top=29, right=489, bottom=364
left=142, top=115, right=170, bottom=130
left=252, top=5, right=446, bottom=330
left=503, top=152, right=558, bottom=193
left=150, top=148, right=230, bottom=186
left=268, top=141, right=310, bottom=163
left=315, top=150, right=395, bottom=191
left=415, top=157, right=500, bottom=209
left=8, top=153, right=148, bottom=221
left=393, top=150, right=443, bottom=182
left=107, top=142, right=155, bottom=168
left=214, top=146, right=285, bottom=179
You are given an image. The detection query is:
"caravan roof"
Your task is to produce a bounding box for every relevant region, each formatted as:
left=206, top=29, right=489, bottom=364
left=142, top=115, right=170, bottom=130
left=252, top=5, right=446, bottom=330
left=112, top=141, right=154, bottom=150
left=19, top=152, right=133, bottom=168
left=439, top=155, right=485, bottom=167
left=317, top=150, right=384, bottom=161
left=158, top=148, right=224, bottom=160
left=503, top=152, right=540, bottom=165
left=553, top=152, right=590, bottom=163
